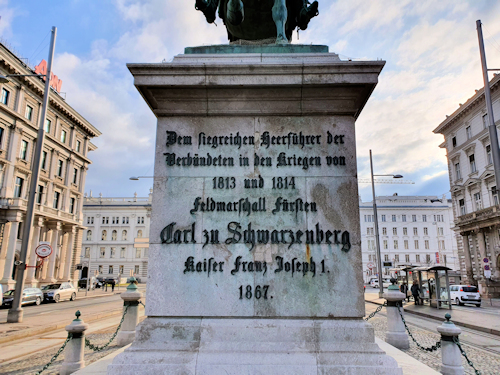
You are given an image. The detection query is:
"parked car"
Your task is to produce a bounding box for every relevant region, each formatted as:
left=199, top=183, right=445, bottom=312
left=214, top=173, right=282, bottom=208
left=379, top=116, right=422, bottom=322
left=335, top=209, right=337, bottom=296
left=370, top=278, right=391, bottom=288
left=127, top=276, right=141, bottom=283
left=78, top=276, right=98, bottom=290
left=450, top=285, right=481, bottom=307
left=2, top=288, right=43, bottom=307
left=42, top=282, right=77, bottom=303
left=104, top=277, right=117, bottom=286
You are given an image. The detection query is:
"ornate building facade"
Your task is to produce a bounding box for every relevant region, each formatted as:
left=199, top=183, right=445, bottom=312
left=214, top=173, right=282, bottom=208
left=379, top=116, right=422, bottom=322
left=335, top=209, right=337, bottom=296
left=434, top=74, right=500, bottom=297
left=360, top=195, right=459, bottom=283
left=81, top=192, right=151, bottom=282
left=0, top=41, right=100, bottom=289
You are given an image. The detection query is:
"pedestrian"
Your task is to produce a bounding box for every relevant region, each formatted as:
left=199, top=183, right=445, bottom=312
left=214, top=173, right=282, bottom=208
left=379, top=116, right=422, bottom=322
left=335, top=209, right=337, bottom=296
left=111, top=279, right=115, bottom=292
left=105, top=281, right=108, bottom=292
left=411, top=281, right=420, bottom=305
left=400, top=283, right=408, bottom=302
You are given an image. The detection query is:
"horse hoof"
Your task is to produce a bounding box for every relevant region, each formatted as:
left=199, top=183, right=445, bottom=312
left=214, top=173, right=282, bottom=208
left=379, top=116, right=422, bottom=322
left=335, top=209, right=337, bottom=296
left=275, top=36, right=289, bottom=45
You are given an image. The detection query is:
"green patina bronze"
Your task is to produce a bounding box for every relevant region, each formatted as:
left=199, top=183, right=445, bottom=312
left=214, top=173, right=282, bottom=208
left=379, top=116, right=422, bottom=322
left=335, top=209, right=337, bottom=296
left=195, top=0, right=319, bottom=44
left=185, top=44, right=328, bottom=54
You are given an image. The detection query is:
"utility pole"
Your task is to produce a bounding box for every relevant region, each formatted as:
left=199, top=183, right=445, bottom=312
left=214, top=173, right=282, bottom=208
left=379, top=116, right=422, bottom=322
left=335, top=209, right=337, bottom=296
left=477, top=20, right=500, bottom=196
left=370, top=150, right=384, bottom=298
left=7, top=27, right=57, bottom=323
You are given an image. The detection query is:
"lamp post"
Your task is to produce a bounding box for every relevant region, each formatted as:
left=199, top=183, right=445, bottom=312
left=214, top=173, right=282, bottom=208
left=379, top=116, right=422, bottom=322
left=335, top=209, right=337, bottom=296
left=7, top=27, right=57, bottom=323
left=369, top=150, right=403, bottom=298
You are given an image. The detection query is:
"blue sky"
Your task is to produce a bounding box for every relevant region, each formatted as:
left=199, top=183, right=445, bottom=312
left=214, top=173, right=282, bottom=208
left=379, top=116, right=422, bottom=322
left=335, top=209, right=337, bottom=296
left=2, top=0, right=500, bottom=201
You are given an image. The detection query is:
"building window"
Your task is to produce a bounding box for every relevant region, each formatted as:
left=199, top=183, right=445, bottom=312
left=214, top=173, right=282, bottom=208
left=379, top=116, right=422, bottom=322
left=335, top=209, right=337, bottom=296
left=381, top=215, right=386, bottom=222
left=382, top=227, right=387, bottom=235
left=405, top=254, right=410, bottom=262
left=394, top=240, right=398, bottom=249
left=412, top=215, right=417, bottom=222
left=466, top=126, right=472, bottom=139
left=452, top=136, right=457, bottom=147
left=122, top=230, right=127, bottom=241
left=57, top=160, right=63, bottom=177
left=69, top=197, right=75, bottom=214
left=137, top=216, right=145, bottom=224
left=383, top=240, right=388, bottom=249
left=384, top=254, right=389, bottom=261
left=25, top=105, right=33, bottom=120
left=492, top=186, right=499, bottom=206
left=17, top=222, right=23, bottom=239
left=112, top=230, right=117, bottom=241
left=459, top=199, right=466, bottom=215
left=72, top=168, right=78, bottom=184
left=137, top=230, right=143, bottom=238
left=403, top=227, right=407, bottom=235
left=483, top=113, right=489, bottom=128
left=469, top=154, right=476, bottom=173
left=413, top=227, right=418, bottom=235
left=20, top=140, right=28, bottom=160
left=1, top=88, right=9, bottom=105
left=438, top=227, right=444, bottom=235
left=402, top=215, right=406, bottom=222
left=424, top=227, right=428, bottom=235
left=416, top=254, right=421, bottom=262
left=394, top=254, right=399, bottom=262
left=60, top=129, right=67, bottom=143
left=110, top=247, right=116, bottom=258
left=36, top=185, right=44, bottom=204
left=14, top=177, right=24, bottom=198
left=426, top=254, right=431, bottom=263
left=122, top=217, right=129, bottom=224
left=486, top=145, right=493, bottom=165
left=404, top=240, right=409, bottom=249
left=119, top=265, right=124, bottom=274
left=414, top=240, right=419, bottom=249
left=102, top=216, right=109, bottom=224
left=86, top=230, right=92, bottom=241
left=455, top=163, right=461, bottom=180
left=474, top=192, right=482, bottom=210
left=100, top=247, right=105, bottom=258
left=438, top=240, right=445, bottom=250
left=393, top=228, right=397, bottom=235
left=134, top=265, right=139, bottom=275
left=136, top=249, right=141, bottom=258
left=76, top=140, right=81, bottom=152
left=53, top=191, right=60, bottom=209
left=98, top=265, right=103, bottom=273
left=109, top=265, right=113, bottom=274
left=44, top=119, right=51, bottom=133
left=41, top=151, right=47, bottom=170
left=392, top=215, right=396, bottom=222
left=425, top=240, right=429, bottom=249
left=423, top=215, right=427, bottom=222
left=120, top=247, right=126, bottom=258
left=0, top=127, right=4, bottom=147
left=84, top=247, right=90, bottom=258
left=101, top=230, right=107, bottom=241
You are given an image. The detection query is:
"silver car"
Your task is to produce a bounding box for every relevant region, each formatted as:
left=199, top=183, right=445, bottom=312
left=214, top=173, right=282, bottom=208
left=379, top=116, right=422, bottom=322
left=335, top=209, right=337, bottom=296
left=42, top=282, right=77, bottom=303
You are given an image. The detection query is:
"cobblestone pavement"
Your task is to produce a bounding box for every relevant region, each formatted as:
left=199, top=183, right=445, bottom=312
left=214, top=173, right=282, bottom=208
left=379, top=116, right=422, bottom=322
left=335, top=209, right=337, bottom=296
left=0, top=325, right=122, bottom=374
left=370, top=316, right=500, bottom=375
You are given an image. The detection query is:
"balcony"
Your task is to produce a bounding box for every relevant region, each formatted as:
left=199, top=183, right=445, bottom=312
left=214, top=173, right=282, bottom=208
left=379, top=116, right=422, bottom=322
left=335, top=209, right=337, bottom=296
left=456, top=205, right=500, bottom=230
left=0, top=197, right=81, bottom=223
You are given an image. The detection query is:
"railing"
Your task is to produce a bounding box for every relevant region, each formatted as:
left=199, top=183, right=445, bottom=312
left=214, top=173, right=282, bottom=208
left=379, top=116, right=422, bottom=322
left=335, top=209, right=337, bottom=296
left=457, top=205, right=500, bottom=224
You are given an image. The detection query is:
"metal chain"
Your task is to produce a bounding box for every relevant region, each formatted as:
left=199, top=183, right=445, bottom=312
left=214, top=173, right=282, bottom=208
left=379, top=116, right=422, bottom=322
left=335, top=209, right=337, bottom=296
left=396, top=305, right=441, bottom=352
left=139, top=300, right=146, bottom=308
left=365, top=302, right=386, bottom=321
left=453, top=336, right=481, bottom=375
left=85, top=305, right=129, bottom=352
left=35, top=333, right=73, bottom=375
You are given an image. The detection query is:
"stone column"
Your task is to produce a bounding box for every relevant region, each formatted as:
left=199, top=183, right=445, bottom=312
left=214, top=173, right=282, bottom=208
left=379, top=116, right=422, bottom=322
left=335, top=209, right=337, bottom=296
left=117, top=278, right=143, bottom=346
left=44, top=222, right=61, bottom=283
left=62, top=227, right=76, bottom=281
left=25, top=218, right=44, bottom=286
left=0, top=220, right=20, bottom=288
left=437, top=314, right=464, bottom=375
left=383, top=280, right=409, bottom=349
left=61, top=311, right=89, bottom=375
left=57, top=232, right=68, bottom=280
left=461, top=234, right=474, bottom=284
left=476, top=231, right=488, bottom=279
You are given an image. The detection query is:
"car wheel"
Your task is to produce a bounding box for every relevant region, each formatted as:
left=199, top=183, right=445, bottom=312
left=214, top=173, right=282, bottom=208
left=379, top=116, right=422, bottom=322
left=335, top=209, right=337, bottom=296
left=476, top=304, right=481, bottom=308
left=457, top=298, right=463, bottom=306
left=70, top=293, right=76, bottom=301
left=35, top=297, right=41, bottom=306
left=54, top=294, right=60, bottom=303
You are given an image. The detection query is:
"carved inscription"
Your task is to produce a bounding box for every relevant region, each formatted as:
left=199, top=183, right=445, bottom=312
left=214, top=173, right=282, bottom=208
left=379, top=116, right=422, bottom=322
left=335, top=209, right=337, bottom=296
left=161, top=127, right=351, bottom=302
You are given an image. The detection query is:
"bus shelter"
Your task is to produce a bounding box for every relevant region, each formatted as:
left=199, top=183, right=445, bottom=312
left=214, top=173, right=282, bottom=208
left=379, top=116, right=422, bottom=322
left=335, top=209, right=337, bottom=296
left=411, top=266, right=452, bottom=309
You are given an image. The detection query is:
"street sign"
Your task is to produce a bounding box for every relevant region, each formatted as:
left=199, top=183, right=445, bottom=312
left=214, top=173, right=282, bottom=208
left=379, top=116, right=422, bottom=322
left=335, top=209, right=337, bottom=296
left=483, top=258, right=489, bottom=263
left=484, top=269, right=492, bottom=278
left=366, top=262, right=374, bottom=270
left=383, top=261, right=392, bottom=268
left=35, top=242, right=52, bottom=258
left=484, top=265, right=490, bottom=271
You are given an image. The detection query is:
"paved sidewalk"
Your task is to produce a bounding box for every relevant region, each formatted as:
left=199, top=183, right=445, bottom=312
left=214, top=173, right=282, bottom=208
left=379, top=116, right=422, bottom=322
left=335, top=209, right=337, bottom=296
left=365, top=293, right=500, bottom=336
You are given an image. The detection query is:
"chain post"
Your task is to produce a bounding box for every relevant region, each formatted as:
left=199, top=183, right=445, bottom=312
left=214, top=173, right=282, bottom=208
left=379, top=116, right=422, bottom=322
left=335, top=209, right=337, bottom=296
left=35, top=333, right=72, bottom=375
left=437, top=313, right=465, bottom=375
left=60, top=311, right=89, bottom=375
left=384, top=279, right=410, bottom=349
left=396, top=305, right=441, bottom=352
left=117, top=276, right=143, bottom=346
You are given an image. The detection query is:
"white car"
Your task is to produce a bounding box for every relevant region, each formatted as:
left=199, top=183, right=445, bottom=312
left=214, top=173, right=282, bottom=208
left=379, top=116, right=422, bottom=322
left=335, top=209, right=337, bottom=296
left=450, top=285, right=481, bottom=307
left=370, top=278, right=391, bottom=287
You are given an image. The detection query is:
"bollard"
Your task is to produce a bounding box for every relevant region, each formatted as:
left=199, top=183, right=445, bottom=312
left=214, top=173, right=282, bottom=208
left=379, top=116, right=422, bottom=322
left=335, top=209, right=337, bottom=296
left=437, top=313, right=464, bottom=375
left=116, top=277, right=142, bottom=346
left=61, top=311, right=89, bottom=375
left=383, top=278, right=410, bottom=349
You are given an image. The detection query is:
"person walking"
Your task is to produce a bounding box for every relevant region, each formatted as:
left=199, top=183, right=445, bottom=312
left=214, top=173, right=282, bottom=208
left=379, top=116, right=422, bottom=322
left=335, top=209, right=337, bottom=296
left=411, top=281, right=420, bottom=305
left=111, top=278, right=115, bottom=292
left=400, top=283, right=408, bottom=302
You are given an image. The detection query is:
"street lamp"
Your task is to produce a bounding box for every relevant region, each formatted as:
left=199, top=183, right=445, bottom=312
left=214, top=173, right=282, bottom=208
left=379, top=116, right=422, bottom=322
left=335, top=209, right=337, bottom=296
left=7, top=27, right=57, bottom=323
left=369, top=149, right=403, bottom=298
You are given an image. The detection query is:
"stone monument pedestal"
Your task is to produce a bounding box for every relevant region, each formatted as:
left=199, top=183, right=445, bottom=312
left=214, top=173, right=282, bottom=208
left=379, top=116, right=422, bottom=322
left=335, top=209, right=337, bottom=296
left=109, top=47, right=401, bottom=374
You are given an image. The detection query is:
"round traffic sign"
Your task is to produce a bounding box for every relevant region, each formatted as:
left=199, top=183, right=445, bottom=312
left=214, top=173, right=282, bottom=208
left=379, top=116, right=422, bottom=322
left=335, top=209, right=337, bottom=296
left=366, top=262, right=374, bottom=270
left=483, top=258, right=489, bottom=263
left=35, top=242, right=52, bottom=258
left=484, top=265, right=490, bottom=271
